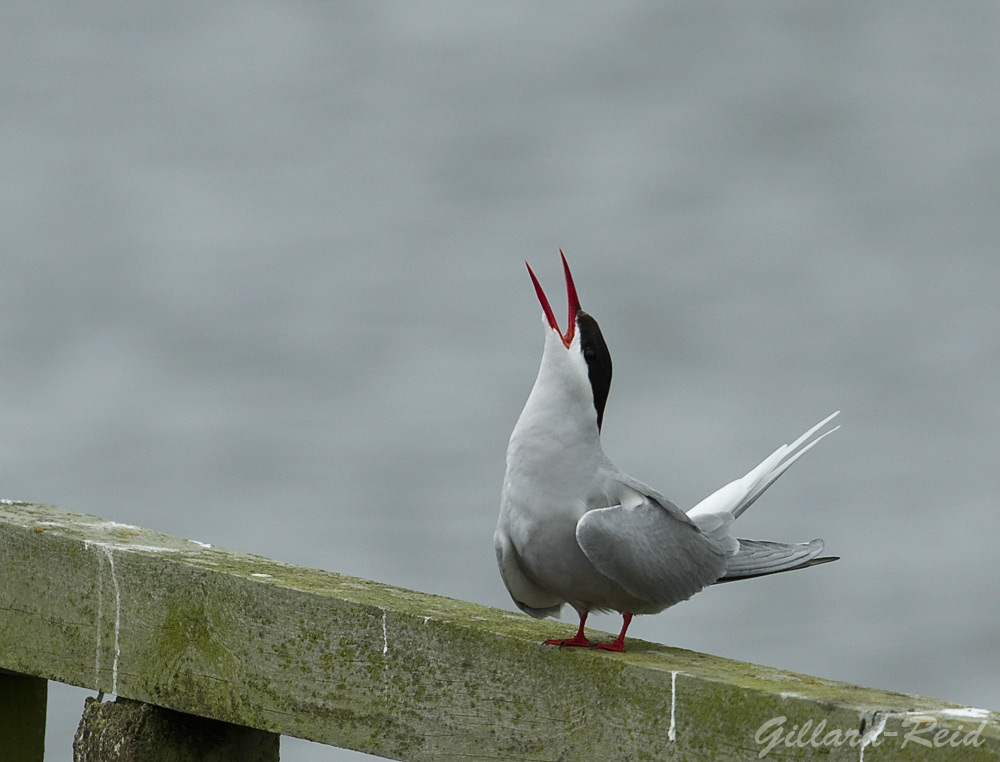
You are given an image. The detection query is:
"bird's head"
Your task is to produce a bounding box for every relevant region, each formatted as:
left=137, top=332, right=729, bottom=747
left=525, top=252, right=613, bottom=430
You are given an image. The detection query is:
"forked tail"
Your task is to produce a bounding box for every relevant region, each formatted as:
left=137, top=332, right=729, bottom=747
left=687, top=411, right=840, bottom=521
left=685, top=412, right=841, bottom=581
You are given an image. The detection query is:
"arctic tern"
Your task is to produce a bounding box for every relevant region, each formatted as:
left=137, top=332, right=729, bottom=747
left=495, top=252, right=838, bottom=652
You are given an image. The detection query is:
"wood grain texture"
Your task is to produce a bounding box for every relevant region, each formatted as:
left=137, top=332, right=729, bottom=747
left=73, top=696, right=279, bottom=762
left=1, top=502, right=996, bottom=761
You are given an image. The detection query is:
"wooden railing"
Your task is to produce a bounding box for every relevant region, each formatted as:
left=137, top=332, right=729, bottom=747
left=1, top=502, right=996, bottom=761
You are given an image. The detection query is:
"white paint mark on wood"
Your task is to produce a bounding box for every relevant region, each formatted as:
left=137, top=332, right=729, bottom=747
left=669, top=671, right=677, bottom=742
left=86, top=541, right=122, bottom=695
left=859, top=711, right=888, bottom=762
left=382, top=609, right=389, bottom=655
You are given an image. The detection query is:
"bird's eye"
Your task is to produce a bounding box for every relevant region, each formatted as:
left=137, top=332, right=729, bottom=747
left=583, top=347, right=596, bottom=361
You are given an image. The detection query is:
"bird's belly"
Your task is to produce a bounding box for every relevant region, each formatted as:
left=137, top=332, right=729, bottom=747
left=507, top=504, right=650, bottom=614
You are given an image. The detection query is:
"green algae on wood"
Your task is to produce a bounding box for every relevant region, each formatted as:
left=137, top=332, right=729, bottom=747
left=1, top=502, right=997, bottom=761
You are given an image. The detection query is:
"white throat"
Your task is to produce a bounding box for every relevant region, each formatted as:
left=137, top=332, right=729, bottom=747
left=506, top=326, right=603, bottom=485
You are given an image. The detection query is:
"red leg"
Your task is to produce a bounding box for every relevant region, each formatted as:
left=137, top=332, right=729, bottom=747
left=594, top=612, right=633, bottom=652
left=544, top=610, right=592, bottom=648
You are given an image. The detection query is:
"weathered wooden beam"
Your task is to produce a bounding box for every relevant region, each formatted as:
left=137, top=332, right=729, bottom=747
left=0, top=670, right=47, bottom=762
left=0, top=502, right=997, bottom=761
left=72, top=696, right=279, bottom=762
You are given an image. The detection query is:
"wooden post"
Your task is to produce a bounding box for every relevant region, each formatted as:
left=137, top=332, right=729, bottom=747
left=0, top=670, right=47, bottom=762
left=73, top=697, right=279, bottom=762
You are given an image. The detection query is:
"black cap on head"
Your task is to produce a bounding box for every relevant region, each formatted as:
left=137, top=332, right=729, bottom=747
left=576, top=310, right=612, bottom=430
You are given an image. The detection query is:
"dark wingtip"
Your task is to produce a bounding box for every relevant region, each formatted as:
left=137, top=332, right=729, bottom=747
left=803, top=555, right=840, bottom=567
left=714, top=553, right=839, bottom=584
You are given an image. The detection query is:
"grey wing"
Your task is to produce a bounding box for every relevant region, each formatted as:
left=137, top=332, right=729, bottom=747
left=575, top=498, right=728, bottom=611
left=609, top=467, right=689, bottom=519
left=494, top=527, right=564, bottom=618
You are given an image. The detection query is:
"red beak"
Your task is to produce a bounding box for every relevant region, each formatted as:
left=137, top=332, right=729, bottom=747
left=525, top=250, right=580, bottom=349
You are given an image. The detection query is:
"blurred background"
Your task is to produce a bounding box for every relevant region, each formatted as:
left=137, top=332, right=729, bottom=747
left=2, top=3, right=998, bottom=759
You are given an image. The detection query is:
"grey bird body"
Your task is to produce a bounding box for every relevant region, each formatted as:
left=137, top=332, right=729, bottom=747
left=495, top=253, right=838, bottom=651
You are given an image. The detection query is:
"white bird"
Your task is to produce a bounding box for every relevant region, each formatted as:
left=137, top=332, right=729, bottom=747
left=496, top=252, right=839, bottom=652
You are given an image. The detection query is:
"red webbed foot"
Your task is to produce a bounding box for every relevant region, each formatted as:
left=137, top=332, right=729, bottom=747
left=593, top=612, right=633, bottom=652
left=593, top=639, right=625, bottom=652
left=543, top=610, right=591, bottom=648
left=544, top=633, right=592, bottom=648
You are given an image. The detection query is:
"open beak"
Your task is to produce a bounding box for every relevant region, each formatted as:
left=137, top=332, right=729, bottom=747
left=525, top=250, right=580, bottom=349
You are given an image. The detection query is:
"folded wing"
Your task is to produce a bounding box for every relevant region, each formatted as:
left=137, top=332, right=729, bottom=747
left=575, top=498, right=728, bottom=610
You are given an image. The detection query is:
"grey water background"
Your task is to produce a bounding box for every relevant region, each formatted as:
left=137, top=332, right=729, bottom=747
left=3, top=3, right=998, bottom=759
